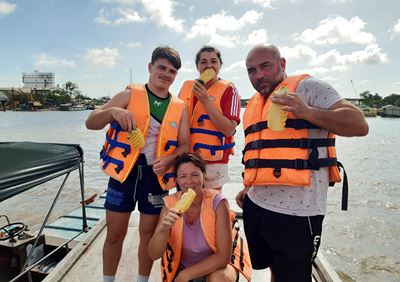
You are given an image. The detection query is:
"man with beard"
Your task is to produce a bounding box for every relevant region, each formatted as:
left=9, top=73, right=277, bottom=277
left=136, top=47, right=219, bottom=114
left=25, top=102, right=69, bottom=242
left=236, top=45, right=368, bottom=282
left=86, top=46, right=190, bottom=282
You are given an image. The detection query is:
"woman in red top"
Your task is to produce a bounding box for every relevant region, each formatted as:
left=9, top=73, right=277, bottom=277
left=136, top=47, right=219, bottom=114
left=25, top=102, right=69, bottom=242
left=178, top=46, right=241, bottom=192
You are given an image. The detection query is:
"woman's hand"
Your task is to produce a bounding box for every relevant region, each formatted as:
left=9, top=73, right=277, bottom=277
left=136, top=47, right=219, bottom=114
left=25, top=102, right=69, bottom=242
left=157, top=208, right=180, bottom=232
left=192, top=81, right=211, bottom=105
left=174, top=269, right=191, bottom=282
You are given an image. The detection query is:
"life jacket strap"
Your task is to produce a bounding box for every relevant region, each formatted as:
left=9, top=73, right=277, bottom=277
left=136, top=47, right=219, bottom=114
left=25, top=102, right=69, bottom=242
left=190, top=128, right=224, bottom=144
left=197, top=114, right=210, bottom=125
left=101, top=155, right=124, bottom=174
left=165, top=242, right=174, bottom=273
left=164, top=140, right=178, bottom=151
left=162, top=172, right=175, bottom=184
left=231, top=218, right=240, bottom=265
left=244, top=118, right=321, bottom=136
left=101, top=122, right=131, bottom=159
left=244, top=157, right=338, bottom=170
left=193, top=142, right=235, bottom=156
left=244, top=138, right=335, bottom=151
left=100, top=122, right=132, bottom=172
left=329, top=161, right=348, bottom=211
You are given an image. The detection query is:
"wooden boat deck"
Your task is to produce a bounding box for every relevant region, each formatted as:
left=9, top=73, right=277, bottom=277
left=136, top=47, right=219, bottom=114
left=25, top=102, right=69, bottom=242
left=44, top=212, right=272, bottom=282
left=42, top=184, right=341, bottom=281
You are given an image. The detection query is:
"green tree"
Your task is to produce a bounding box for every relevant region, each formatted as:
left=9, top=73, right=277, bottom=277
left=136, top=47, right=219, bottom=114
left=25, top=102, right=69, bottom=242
left=359, top=91, right=383, bottom=107
left=382, top=94, right=400, bottom=107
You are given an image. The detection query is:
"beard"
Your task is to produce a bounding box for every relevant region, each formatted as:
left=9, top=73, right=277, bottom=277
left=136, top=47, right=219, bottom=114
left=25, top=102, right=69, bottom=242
left=253, top=77, right=281, bottom=98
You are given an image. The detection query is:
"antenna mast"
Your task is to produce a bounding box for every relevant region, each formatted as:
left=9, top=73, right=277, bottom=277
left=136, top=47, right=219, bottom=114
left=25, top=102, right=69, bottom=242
left=350, top=80, right=358, bottom=97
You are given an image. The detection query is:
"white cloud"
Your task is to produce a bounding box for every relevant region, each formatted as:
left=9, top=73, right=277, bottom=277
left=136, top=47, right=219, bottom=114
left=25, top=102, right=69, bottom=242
left=140, top=0, right=185, bottom=33
left=244, top=29, right=268, bottom=46
left=296, top=16, right=375, bottom=45
left=224, top=60, right=245, bottom=73
left=394, top=19, right=400, bottom=32
left=280, top=44, right=317, bottom=61
left=95, top=8, right=145, bottom=25
left=34, top=53, right=76, bottom=69
left=282, top=43, right=387, bottom=75
left=96, top=0, right=184, bottom=33
left=86, top=48, right=120, bottom=68
left=0, top=1, right=16, bottom=15
left=186, top=10, right=263, bottom=48
left=179, top=61, right=195, bottom=73
left=234, top=0, right=275, bottom=9
left=127, top=41, right=142, bottom=48
left=304, top=44, right=387, bottom=68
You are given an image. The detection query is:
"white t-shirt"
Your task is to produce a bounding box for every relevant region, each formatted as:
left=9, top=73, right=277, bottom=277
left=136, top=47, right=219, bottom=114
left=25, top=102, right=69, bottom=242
left=247, top=77, right=343, bottom=216
left=141, top=116, right=160, bottom=165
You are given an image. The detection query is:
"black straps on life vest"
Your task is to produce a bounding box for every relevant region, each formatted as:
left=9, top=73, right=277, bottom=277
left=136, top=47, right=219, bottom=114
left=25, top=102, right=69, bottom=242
left=333, top=161, right=348, bottom=211
left=244, top=137, right=335, bottom=151
left=244, top=118, right=321, bottom=136
left=231, top=218, right=245, bottom=272
left=162, top=242, right=175, bottom=281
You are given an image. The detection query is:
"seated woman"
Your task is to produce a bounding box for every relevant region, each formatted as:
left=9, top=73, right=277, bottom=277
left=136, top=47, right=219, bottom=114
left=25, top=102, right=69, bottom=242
left=148, top=153, right=251, bottom=282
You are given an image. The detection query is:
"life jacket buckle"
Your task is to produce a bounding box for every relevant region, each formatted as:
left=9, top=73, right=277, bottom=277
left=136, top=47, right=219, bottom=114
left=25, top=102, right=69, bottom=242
left=273, top=168, right=281, bottom=178
left=294, top=159, right=307, bottom=169
left=299, top=138, right=311, bottom=149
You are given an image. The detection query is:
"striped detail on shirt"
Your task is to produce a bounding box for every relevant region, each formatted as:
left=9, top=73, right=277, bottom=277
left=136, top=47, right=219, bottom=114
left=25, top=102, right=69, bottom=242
left=230, top=86, right=240, bottom=117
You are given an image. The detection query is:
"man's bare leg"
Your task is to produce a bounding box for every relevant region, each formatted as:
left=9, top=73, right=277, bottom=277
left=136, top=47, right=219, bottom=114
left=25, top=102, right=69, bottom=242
left=138, top=213, right=160, bottom=276
left=103, top=210, right=131, bottom=275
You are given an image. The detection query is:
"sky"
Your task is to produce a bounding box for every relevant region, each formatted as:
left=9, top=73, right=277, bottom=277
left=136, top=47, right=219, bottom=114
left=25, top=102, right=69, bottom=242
left=0, top=0, right=399, bottom=99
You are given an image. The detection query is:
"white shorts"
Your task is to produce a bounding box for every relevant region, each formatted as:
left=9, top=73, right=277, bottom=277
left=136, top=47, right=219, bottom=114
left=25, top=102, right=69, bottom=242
left=204, top=163, right=230, bottom=189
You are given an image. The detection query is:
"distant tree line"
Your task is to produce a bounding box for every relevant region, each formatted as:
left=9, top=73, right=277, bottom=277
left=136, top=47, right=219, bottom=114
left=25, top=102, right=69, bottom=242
left=360, top=91, right=400, bottom=108
left=5, top=81, right=92, bottom=107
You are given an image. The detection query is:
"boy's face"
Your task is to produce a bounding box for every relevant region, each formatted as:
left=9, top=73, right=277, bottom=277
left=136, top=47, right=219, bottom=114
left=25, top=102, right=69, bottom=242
left=148, top=58, right=178, bottom=92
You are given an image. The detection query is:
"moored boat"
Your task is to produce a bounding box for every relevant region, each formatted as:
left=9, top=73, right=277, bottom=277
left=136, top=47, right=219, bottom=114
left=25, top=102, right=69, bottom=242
left=0, top=142, right=101, bottom=282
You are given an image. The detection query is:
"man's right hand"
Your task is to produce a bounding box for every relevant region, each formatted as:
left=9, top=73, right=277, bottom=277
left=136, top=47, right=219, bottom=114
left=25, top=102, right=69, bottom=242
left=235, top=187, right=249, bottom=209
left=110, top=107, right=136, bottom=132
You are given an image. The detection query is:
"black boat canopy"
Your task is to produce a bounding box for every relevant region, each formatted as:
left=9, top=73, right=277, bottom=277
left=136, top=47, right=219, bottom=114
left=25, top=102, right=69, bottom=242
left=0, top=142, right=83, bottom=202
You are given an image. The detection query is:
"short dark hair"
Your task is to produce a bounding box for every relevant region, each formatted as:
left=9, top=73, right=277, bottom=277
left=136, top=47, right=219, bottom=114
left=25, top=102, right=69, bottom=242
left=173, top=153, right=206, bottom=178
left=195, top=45, right=223, bottom=65
left=151, top=46, right=181, bottom=70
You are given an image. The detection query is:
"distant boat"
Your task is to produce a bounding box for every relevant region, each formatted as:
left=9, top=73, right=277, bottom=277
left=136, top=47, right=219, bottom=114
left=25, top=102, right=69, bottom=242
left=358, top=105, right=377, bottom=117
left=380, top=105, right=400, bottom=117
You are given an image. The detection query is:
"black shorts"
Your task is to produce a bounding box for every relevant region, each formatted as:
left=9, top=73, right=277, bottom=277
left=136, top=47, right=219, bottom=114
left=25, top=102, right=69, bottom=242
left=104, top=154, right=168, bottom=215
left=243, top=195, right=324, bottom=282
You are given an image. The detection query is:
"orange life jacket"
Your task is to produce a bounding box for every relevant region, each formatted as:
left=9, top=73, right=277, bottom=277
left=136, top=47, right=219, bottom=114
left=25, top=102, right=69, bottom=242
left=243, top=75, right=348, bottom=210
left=161, top=189, right=252, bottom=282
left=179, top=80, right=235, bottom=161
left=100, top=84, right=184, bottom=190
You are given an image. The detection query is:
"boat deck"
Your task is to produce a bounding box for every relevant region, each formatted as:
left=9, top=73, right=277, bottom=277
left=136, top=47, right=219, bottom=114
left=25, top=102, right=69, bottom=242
left=42, top=183, right=340, bottom=281
left=45, top=212, right=271, bottom=281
